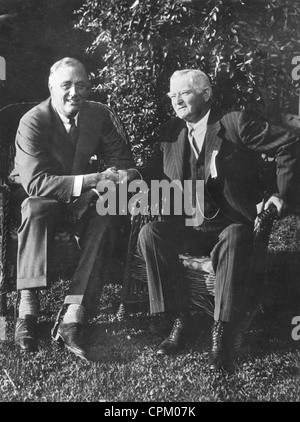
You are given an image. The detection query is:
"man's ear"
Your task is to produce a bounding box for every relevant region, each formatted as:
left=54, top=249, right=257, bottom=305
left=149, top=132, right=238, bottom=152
left=203, top=88, right=210, bottom=103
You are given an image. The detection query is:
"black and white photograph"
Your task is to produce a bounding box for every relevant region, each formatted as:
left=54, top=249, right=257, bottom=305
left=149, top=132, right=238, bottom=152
left=0, top=0, right=300, bottom=404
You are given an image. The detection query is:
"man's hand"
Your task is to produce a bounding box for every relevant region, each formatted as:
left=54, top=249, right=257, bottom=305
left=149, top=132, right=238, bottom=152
left=97, top=167, right=140, bottom=185
left=118, top=168, right=141, bottom=185
left=66, top=190, right=97, bottom=224
left=98, top=167, right=120, bottom=183
left=82, top=167, right=120, bottom=191
left=265, top=195, right=287, bottom=218
left=82, top=167, right=140, bottom=192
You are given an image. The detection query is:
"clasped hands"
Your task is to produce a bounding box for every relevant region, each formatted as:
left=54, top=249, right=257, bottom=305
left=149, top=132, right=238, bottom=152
left=95, top=166, right=136, bottom=185
left=66, top=167, right=139, bottom=224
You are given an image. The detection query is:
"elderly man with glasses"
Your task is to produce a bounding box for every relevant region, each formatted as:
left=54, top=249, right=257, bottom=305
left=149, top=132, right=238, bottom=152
left=137, top=69, right=300, bottom=371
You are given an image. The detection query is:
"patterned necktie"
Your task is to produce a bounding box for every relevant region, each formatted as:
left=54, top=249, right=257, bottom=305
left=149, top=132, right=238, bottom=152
left=189, top=129, right=200, bottom=157
left=69, top=117, right=78, bottom=146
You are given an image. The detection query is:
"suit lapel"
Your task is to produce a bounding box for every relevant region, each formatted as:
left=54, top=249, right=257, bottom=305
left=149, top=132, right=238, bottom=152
left=163, top=121, right=187, bottom=182
left=171, top=126, right=187, bottom=182
left=203, top=112, right=223, bottom=182
left=71, top=103, right=99, bottom=175
left=163, top=111, right=225, bottom=183
left=48, top=103, right=76, bottom=173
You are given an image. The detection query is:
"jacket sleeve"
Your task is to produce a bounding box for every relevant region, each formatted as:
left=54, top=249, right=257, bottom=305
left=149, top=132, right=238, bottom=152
left=237, top=111, right=300, bottom=205
left=97, top=106, right=135, bottom=170
left=136, top=118, right=175, bottom=184
left=15, top=113, right=75, bottom=202
left=137, top=142, right=166, bottom=185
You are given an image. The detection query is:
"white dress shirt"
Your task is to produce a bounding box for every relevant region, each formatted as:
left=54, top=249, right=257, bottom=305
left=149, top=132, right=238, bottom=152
left=186, top=109, right=211, bottom=159
left=55, top=108, right=82, bottom=197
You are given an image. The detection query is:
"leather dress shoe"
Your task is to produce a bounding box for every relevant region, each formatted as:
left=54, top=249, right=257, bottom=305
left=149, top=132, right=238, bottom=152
left=157, top=316, right=186, bottom=356
left=209, top=320, right=233, bottom=372
left=52, top=322, right=88, bottom=361
left=15, top=315, right=38, bottom=352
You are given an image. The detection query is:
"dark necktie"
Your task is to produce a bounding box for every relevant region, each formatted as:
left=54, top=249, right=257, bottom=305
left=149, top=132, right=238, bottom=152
left=69, top=117, right=78, bottom=146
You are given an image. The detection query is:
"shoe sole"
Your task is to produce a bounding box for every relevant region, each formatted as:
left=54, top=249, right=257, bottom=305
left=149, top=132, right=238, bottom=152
left=16, top=342, right=38, bottom=353
left=52, top=332, right=89, bottom=361
left=65, top=344, right=89, bottom=361
left=15, top=335, right=38, bottom=353
left=156, top=345, right=181, bottom=356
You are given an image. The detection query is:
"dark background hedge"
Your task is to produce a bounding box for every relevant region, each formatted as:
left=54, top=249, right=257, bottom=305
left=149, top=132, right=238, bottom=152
left=1, top=0, right=300, bottom=163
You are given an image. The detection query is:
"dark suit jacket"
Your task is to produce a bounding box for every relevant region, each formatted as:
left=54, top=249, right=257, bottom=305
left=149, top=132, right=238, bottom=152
left=10, top=99, right=135, bottom=203
left=140, top=108, right=300, bottom=223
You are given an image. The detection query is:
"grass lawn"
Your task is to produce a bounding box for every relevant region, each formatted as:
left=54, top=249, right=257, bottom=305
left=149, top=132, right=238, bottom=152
left=0, top=277, right=299, bottom=402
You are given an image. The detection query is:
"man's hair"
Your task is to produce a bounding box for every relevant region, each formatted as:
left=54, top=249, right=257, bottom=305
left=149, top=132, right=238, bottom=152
left=48, top=57, right=88, bottom=85
left=170, top=69, right=212, bottom=99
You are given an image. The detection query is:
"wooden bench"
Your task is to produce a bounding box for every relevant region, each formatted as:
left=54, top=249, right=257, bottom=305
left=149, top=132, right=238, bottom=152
left=118, top=210, right=300, bottom=312
left=116, top=170, right=300, bottom=347
left=117, top=204, right=276, bottom=314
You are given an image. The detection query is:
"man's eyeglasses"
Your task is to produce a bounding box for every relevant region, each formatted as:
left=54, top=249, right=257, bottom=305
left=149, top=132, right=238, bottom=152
left=167, top=90, right=192, bottom=100
left=61, top=82, right=88, bottom=91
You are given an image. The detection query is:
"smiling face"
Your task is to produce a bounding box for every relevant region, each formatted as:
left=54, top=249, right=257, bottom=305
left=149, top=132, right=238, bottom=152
left=169, top=73, right=210, bottom=123
left=48, top=64, right=89, bottom=118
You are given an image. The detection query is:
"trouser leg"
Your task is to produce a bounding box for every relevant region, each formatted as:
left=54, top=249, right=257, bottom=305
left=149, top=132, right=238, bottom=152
left=64, top=210, right=125, bottom=315
left=211, top=223, right=254, bottom=323
left=137, top=220, right=188, bottom=315
left=52, top=210, right=126, bottom=360
left=17, top=197, right=63, bottom=290
left=15, top=197, right=62, bottom=352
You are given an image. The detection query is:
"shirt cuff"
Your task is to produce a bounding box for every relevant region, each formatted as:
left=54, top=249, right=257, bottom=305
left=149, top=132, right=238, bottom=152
left=91, top=188, right=101, bottom=198
left=72, top=175, right=83, bottom=197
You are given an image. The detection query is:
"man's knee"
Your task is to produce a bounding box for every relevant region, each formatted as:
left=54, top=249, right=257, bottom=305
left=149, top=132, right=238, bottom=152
left=139, top=221, right=160, bottom=240
left=21, top=196, right=60, bottom=219
left=138, top=221, right=161, bottom=251
left=220, top=223, right=253, bottom=247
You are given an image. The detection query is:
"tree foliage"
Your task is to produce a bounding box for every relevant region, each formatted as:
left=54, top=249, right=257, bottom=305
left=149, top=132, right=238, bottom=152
left=76, top=0, right=300, bottom=163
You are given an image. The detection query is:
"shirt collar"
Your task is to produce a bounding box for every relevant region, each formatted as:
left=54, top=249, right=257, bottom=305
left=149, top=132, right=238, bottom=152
left=186, top=109, right=211, bottom=134
left=53, top=104, right=79, bottom=126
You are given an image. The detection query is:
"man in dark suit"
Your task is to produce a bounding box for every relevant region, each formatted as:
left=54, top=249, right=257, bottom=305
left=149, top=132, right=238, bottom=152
left=11, top=57, right=138, bottom=359
left=137, top=69, right=300, bottom=370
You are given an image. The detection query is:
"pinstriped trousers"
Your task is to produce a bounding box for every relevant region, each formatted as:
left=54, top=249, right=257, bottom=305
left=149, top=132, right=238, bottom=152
left=17, top=196, right=125, bottom=314
left=137, top=218, right=254, bottom=323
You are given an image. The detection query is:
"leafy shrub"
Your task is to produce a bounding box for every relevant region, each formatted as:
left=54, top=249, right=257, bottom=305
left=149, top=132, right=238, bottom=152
left=76, top=0, right=300, bottom=163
